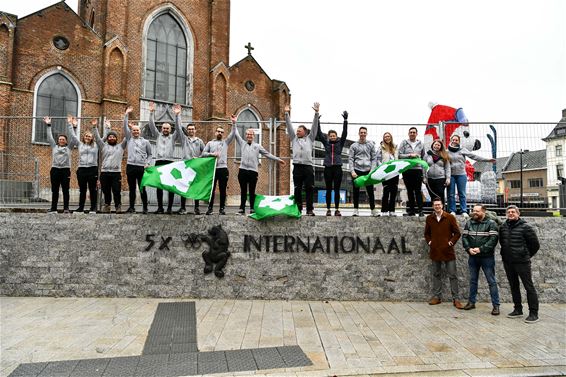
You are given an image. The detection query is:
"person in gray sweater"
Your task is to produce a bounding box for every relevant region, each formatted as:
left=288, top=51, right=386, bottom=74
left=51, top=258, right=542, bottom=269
left=285, top=102, right=320, bottom=216
left=447, top=134, right=495, bottom=216
left=230, top=114, right=285, bottom=214
left=43, top=115, right=79, bottom=213
left=123, top=107, right=153, bottom=214
left=201, top=120, right=237, bottom=215
left=68, top=117, right=99, bottom=213
left=175, top=115, right=206, bottom=215
left=349, top=127, right=378, bottom=216
left=147, top=102, right=179, bottom=214
left=398, top=127, right=425, bottom=216
left=93, top=119, right=127, bottom=213
left=424, top=139, right=451, bottom=206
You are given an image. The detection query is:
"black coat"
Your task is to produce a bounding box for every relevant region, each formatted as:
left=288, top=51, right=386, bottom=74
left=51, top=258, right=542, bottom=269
left=499, top=218, right=540, bottom=263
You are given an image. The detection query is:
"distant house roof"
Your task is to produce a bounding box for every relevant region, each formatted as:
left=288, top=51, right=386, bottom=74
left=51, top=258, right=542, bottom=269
left=542, top=109, right=566, bottom=141
left=501, top=149, right=547, bottom=173
left=473, top=156, right=509, bottom=179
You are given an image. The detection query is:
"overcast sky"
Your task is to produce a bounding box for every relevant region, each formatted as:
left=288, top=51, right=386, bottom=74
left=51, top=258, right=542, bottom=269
left=4, top=1, right=565, bottom=137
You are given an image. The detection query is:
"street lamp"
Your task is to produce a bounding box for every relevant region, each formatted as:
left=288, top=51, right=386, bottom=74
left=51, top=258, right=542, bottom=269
left=518, top=149, right=529, bottom=209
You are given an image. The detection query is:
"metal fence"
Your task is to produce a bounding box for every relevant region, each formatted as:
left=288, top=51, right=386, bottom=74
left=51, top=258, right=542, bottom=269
left=1, top=115, right=565, bottom=212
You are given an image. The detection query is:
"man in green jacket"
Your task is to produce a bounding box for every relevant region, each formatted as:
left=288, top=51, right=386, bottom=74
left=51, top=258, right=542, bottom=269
left=462, top=204, right=500, bottom=315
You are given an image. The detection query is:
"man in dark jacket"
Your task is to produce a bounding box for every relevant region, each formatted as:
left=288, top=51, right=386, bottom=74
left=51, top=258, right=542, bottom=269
left=462, top=204, right=500, bottom=315
left=499, top=205, right=540, bottom=323
left=424, top=198, right=463, bottom=309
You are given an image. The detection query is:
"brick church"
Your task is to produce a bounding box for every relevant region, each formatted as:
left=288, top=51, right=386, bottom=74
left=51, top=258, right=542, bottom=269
left=0, top=0, right=292, bottom=201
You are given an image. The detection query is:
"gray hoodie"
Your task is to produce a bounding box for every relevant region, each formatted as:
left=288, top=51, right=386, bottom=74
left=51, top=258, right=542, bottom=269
left=68, top=126, right=98, bottom=168
left=233, top=123, right=282, bottom=172
left=398, top=139, right=425, bottom=170
left=448, top=145, right=492, bottom=176
left=424, top=151, right=451, bottom=181
left=47, top=124, right=79, bottom=169
left=123, top=114, right=153, bottom=167
left=148, top=112, right=176, bottom=161
left=201, top=123, right=236, bottom=169
left=285, top=112, right=319, bottom=165
left=349, top=140, right=377, bottom=173
left=93, top=126, right=126, bottom=173
left=175, top=115, right=205, bottom=160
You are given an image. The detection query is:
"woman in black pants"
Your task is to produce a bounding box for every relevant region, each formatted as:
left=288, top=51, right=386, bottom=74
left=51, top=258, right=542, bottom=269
left=377, top=132, right=399, bottom=216
left=68, top=118, right=100, bottom=213
left=424, top=139, right=451, bottom=205
left=317, top=111, right=348, bottom=216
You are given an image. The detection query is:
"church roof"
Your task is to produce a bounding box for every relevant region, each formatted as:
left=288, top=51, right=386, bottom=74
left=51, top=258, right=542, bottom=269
left=542, top=109, right=566, bottom=141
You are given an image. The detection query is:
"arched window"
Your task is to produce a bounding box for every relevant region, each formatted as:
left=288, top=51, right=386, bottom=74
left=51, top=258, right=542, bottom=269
left=235, top=109, right=261, bottom=159
left=145, top=13, right=187, bottom=104
left=33, top=72, right=79, bottom=143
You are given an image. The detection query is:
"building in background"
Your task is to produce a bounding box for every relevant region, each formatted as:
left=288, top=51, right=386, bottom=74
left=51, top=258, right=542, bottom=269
left=500, top=149, right=547, bottom=208
left=543, top=109, right=566, bottom=209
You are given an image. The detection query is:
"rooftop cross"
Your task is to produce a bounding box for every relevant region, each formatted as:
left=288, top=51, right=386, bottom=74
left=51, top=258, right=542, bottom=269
left=245, top=42, right=254, bottom=56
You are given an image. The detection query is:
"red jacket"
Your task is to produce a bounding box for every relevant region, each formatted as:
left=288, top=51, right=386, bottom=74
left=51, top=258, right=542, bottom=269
left=424, top=211, right=462, bottom=261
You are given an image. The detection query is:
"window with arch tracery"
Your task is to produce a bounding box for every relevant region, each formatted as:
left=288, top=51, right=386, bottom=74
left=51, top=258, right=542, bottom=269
left=235, top=109, right=261, bottom=159
left=34, top=73, right=79, bottom=143
left=145, top=13, right=187, bottom=104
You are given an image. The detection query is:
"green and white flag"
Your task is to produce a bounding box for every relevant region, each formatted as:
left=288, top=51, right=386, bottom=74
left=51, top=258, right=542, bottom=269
left=141, top=157, right=216, bottom=200
left=354, top=158, right=429, bottom=188
left=250, top=194, right=301, bottom=221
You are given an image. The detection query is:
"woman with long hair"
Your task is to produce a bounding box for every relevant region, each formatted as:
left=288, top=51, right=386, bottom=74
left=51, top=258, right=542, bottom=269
left=68, top=118, right=99, bottom=213
left=377, top=132, right=398, bottom=216
left=424, top=139, right=451, bottom=206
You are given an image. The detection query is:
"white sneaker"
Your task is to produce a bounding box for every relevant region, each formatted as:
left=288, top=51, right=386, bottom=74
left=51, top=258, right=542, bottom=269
left=450, top=212, right=457, bottom=216
left=462, top=212, right=470, bottom=219
left=371, top=209, right=379, bottom=217
left=381, top=212, right=389, bottom=217
left=389, top=212, right=397, bottom=217
left=352, top=209, right=359, bottom=217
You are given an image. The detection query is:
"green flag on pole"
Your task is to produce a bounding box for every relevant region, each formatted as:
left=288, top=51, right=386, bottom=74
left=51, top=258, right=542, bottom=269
left=141, top=157, right=216, bottom=200
left=249, top=194, right=302, bottom=220
left=354, top=158, right=429, bottom=188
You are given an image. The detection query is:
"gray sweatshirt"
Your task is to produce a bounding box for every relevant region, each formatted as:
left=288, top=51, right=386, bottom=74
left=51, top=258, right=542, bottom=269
left=424, top=151, right=451, bottom=180
left=123, top=114, right=153, bottom=167
left=47, top=124, right=79, bottom=169
left=448, top=145, right=492, bottom=176
left=201, top=124, right=236, bottom=169
left=93, top=126, right=126, bottom=173
left=148, top=112, right=176, bottom=161
left=68, top=126, right=98, bottom=168
left=348, top=140, right=377, bottom=173
left=398, top=139, right=425, bottom=170
left=233, top=123, right=282, bottom=172
left=285, top=112, right=319, bottom=165
left=175, top=115, right=205, bottom=159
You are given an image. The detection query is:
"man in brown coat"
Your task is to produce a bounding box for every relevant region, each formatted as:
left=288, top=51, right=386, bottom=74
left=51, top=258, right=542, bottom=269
left=424, top=197, right=464, bottom=309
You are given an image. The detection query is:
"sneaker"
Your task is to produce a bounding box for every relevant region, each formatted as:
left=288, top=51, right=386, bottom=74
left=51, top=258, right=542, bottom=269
left=462, top=212, right=470, bottom=219
left=326, top=210, right=332, bottom=216
left=428, top=297, right=441, bottom=305
left=418, top=211, right=425, bottom=217
left=176, top=208, right=187, bottom=215
left=352, top=209, right=359, bottom=217
left=194, top=208, right=200, bottom=215
left=102, top=204, right=111, bottom=213
left=250, top=209, right=255, bottom=214
left=450, top=212, right=457, bottom=216
left=334, top=210, right=341, bottom=216
left=371, top=209, right=379, bottom=216
left=389, top=211, right=397, bottom=217
left=524, top=313, right=539, bottom=323
left=63, top=209, right=70, bottom=214
left=463, top=302, right=476, bottom=310
left=219, top=208, right=226, bottom=215
left=507, top=308, right=523, bottom=318
left=125, top=207, right=136, bottom=213
left=154, top=208, right=164, bottom=214
left=306, top=210, right=315, bottom=216
left=491, top=306, right=500, bottom=316
left=380, top=211, right=389, bottom=217
left=453, top=300, right=464, bottom=309
left=88, top=210, right=97, bottom=214
left=142, top=207, right=148, bottom=214
left=115, top=205, right=122, bottom=213
left=166, top=208, right=172, bottom=215
left=47, top=208, right=58, bottom=214
left=75, top=207, right=84, bottom=213
left=205, top=208, right=213, bottom=215
left=238, top=209, right=246, bottom=215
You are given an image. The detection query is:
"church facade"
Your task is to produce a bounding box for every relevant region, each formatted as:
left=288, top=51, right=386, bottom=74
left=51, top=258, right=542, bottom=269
left=0, top=0, right=292, bottom=201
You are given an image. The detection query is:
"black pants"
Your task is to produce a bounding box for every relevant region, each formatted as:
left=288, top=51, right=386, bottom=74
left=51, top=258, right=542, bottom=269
left=238, top=169, right=258, bottom=210
left=180, top=197, right=199, bottom=211
left=503, top=261, right=539, bottom=313
left=381, top=175, right=399, bottom=213
left=324, top=165, right=342, bottom=209
left=154, top=160, right=174, bottom=210
left=426, top=177, right=446, bottom=205
left=100, top=172, right=121, bottom=207
left=293, top=164, right=314, bottom=212
left=126, top=164, right=148, bottom=209
left=208, top=167, right=229, bottom=209
left=77, top=166, right=98, bottom=211
left=403, top=169, right=423, bottom=214
left=50, top=167, right=71, bottom=211
left=352, top=169, right=375, bottom=210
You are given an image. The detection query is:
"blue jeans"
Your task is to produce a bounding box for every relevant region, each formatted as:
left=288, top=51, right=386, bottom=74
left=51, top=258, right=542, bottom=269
left=448, top=174, right=467, bottom=213
left=468, top=256, right=500, bottom=306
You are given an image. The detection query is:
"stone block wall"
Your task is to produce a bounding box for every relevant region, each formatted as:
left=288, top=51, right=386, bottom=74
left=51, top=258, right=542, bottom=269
left=0, top=213, right=564, bottom=303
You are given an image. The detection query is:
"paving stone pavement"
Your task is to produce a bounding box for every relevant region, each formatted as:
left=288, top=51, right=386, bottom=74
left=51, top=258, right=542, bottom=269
left=1, top=297, right=565, bottom=377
